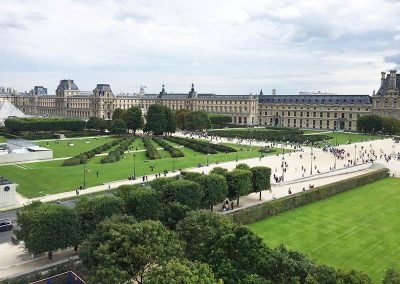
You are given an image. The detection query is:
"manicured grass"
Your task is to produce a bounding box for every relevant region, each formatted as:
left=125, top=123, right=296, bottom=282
left=248, top=178, right=400, bottom=282
left=324, top=132, right=382, bottom=145
left=36, top=137, right=118, bottom=158
left=0, top=139, right=282, bottom=198
left=0, top=136, right=6, bottom=143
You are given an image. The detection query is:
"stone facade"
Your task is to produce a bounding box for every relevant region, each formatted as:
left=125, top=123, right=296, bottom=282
left=1, top=71, right=399, bottom=131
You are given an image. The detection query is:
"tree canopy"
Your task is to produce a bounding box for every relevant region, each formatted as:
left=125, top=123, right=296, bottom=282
left=144, top=104, right=176, bottom=135
left=126, top=106, right=143, bottom=134
left=185, top=110, right=211, bottom=131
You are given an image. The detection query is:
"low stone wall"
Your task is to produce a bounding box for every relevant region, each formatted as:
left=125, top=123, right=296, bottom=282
left=228, top=167, right=389, bottom=225
left=0, top=150, right=53, bottom=164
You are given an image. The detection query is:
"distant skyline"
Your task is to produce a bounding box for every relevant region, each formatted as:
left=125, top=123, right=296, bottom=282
left=1, top=0, right=400, bottom=95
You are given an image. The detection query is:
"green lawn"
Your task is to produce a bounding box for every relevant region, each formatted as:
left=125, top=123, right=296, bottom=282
left=248, top=178, right=400, bottom=282
left=36, top=136, right=118, bottom=158
left=0, top=139, right=281, bottom=198
left=323, top=132, right=382, bottom=145
left=0, top=136, right=6, bottom=143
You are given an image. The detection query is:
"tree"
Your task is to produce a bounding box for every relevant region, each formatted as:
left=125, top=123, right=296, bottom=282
left=161, top=202, right=192, bottom=230
left=250, top=167, right=271, bottom=200
left=165, top=107, right=177, bottom=134
left=210, top=167, right=228, bottom=177
left=110, top=118, right=127, bottom=134
left=80, top=218, right=184, bottom=284
left=16, top=202, right=80, bottom=260
left=163, top=180, right=204, bottom=209
left=145, top=258, right=218, bottom=284
left=226, top=169, right=253, bottom=206
left=144, top=104, right=167, bottom=135
left=126, top=106, right=143, bottom=134
left=185, top=110, right=211, bottom=131
left=209, top=114, right=232, bottom=125
left=112, top=108, right=127, bottom=121
left=383, top=268, right=400, bottom=284
left=236, top=163, right=250, bottom=170
left=75, top=195, right=124, bottom=239
left=116, top=185, right=162, bottom=221
left=176, top=109, right=191, bottom=130
left=382, top=117, right=400, bottom=135
left=196, top=174, right=228, bottom=211
left=356, top=115, right=383, bottom=133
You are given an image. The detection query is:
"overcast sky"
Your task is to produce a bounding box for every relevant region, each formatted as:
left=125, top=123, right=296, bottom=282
left=1, top=0, right=400, bottom=95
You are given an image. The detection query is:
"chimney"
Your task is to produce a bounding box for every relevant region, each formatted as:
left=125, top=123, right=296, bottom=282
left=272, top=89, right=276, bottom=96
left=67, top=80, right=72, bottom=90
left=389, top=70, right=397, bottom=90
left=381, top=71, right=386, bottom=86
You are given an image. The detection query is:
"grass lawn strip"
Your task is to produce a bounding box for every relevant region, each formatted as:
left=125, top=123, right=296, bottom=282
left=248, top=178, right=400, bottom=282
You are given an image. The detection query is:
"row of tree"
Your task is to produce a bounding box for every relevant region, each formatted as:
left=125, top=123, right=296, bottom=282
left=5, top=117, right=85, bottom=132
left=357, top=115, right=400, bottom=135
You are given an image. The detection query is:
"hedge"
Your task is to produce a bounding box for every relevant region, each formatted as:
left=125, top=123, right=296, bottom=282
left=101, top=137, right=135, bottom=164
left=164, top=136, right=236, bottom=154
left=63, top=138, right=124, bottom=166
left=209, top=114, right=232, bottom=124
left=208, top=129, right=331, bottom=144
left=4, top=117, right=85, bottom=132
left=142, top=137, right=161, bottom=160
left=152, top=137, right=185, bottom=157
left=228, top=168, right=389, bottom=225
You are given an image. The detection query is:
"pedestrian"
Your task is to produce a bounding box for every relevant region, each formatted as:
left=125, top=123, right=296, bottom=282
left=108, top=183, right=111, bottom=189
left=96, top=170, right=99, bottom=178
left=231, top=201, right=234, bottom=210
left=75, top=188, right=79, bottom=195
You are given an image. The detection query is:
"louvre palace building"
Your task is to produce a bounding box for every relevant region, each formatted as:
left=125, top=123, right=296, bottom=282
left=1, top=70, right=399, bottom=131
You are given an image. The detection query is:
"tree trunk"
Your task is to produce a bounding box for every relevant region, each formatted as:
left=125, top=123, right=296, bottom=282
left=259, top=191, right=262, bottom=201
left=237, top=197, right=240, bottom=207
left=48, top=250, right=52, bottom=260
left=210, top=204, right=213, bottom=212
left=74, top=244, right=78, bottom=252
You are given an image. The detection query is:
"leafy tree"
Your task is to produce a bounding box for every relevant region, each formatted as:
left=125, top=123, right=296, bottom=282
left=112, top=108, right=127, bottom=121
left=116, top=185, right=162, bottom=221
left=150, top=176, right=176, bottom=191
left=145, top=258, right=219, bottom=284
left=75, top=195, right=124, bottom=239
left=144, top=104, right=167, bottom=135
left=185, top=110, right=211, bottom=131
left=176, top=210, right=234, bottom=262
left=210, top=167, right=228, bottom=177
left=80, top=218, right=184, bottom=284
left=110, top=118, right=127, bottom=134
left=126, top=106, right=143, bottom=134
left=250, top=166, right=271, bottom=200
left=357, top=115, right=383, bottom=133
left=176, top=109, right=191, bottom=129
left=226, top=169, right=253, bottom=206
left=16, top=202, right=80, bottom=260
left=209, top=114, right=232, bottom=125
left=236, top=163, right=250, bottom=170
left=382, top=117, right=400, bottom=135
left=161, top=202, right=192, bottom=229
left=165, top=107, right=177, bottom=134
left=338, top=269, right=372, bottom=284
left=196, top=174, right=228, bottom=211
left=383, top=268, right=400, bottom=284
left=163, top=180, right=204, bottom=209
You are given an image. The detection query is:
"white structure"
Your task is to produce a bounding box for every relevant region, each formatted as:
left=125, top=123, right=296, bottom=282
left=0, top=177, right=16, bottom=208
left=0, top=139, right=53, bottom=164
left=0, top=100, right=26, bottom=125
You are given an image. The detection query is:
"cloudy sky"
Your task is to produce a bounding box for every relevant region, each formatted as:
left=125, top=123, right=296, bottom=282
left=1, top=0, right=400, bottom=95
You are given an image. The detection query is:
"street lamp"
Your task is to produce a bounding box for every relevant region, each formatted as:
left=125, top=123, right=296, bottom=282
left=83, top=164, right=86, bottom=189
left=334, top=150, right=337, bottom=170
left=133, top=153, right=136, bottom=179
left=310, top=147, right=313, bottom=175
left=172, top=151, right=176, bottom=172
left=235, top=152, right=238, bottom=162
left=206, top=153, right=210, bottom=166
left=282, top=144, right=285, bottom=160
left=354, top=144, right=357, bottom=165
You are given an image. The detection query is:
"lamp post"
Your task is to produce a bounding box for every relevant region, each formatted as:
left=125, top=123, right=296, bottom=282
left=235, top=152, right=238, bottom=162
left=206, top=153, right=210, bottom=166
left=310, top=148, right=313, bottom=175
left=334, top=150, right=337, bottom=170
left=282, top=144, right=285, bottom=160
left=354, top=144, right=357, bottom=165
left=172, top=151, right=176, bottom=172
left=133, top=153, right=136, bottom=179
left=83, top=164, right=86, bottom=189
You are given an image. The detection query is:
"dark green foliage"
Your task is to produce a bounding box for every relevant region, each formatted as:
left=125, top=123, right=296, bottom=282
left=208, top=128, right=331, bottom=144
left=236, top=163, right=250, bottom=170
left=80, top=218, right=184, bottom=284
left=165, top=136, right=236, bottom=154
left=101, top=136, right=135, bottom=164
left=5, top=117, right=85, bottom=132
left=126, top=106, right=143, bottom=133
left=226, top=169, right=253, bottom=206
left=144, top=104, right=176, bottom=135
left=75, top=195, right=124, bottom=239
left=145, top=258, right=218, bottom=284
left=116, top=185, right=162, bottom=221
left=110, top=118, right=127, bottom=134
left=229, top=168, right=388, bottom=224
left=210, top=167, right=228, bottom=176
left=142, top=137, right=161, bottom=159
left=86, top=116, right=108, bottom=131
left=196, top=174, right=228, bottom=210
left=250, top=166, right=271, bottom=200
left=209, top=114, right=232, bottom=125
left=62, top=156, right=81, bottom=166
left=153, top=137, right=185, bottom=157
left=163, top=180, right=204, bottom=209
left=175, top=109, right=191, bottom=130
left=185, top=110, right=212, bottom=131
left=112, top=108, right=127, bottom=121
left=383, top=268, right=400, bottom=284
left=15, top=202, right=80, bottom=259
left=161, top=202, right=192, bottom=230
left=357, top=115, right=383, bottom=133
left=149, top=177, right=176, bottom=191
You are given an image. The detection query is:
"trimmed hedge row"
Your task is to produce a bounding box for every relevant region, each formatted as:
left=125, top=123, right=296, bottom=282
left=228, top=168, right=389, bottom=225
left=5, top=117, right=85, bottom=132
left=208, top=129, right=331, bottom=144
left=152, top=137, right=185, bottom=157
left=142, top=137, right=161, bottom=160
left=165, top=136, right=236, bottom=154
left=63, top=138, right=123, bottom=166
left=101, top=137, right=136, bottom=163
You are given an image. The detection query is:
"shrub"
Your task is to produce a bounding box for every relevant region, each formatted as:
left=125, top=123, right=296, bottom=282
left=163, top=180, right=204, bottom=209
left=164, top=136, right=236, bottom=154
left=142, top=137, right=161, bottom=160
left=228, top=168, right=389, bottom=225
left=101, top=137, right=135, bottom=164
left=152, top=137, right=185, bottom=157
left=62, top=157, right=81, bottom=166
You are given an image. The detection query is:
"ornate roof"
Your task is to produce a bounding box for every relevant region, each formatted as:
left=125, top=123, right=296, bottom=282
left=258, top=94, right=372, bottom=105
left=56, top=80, right=79, bottom=91
left=376, top=74, right=400, bottom=96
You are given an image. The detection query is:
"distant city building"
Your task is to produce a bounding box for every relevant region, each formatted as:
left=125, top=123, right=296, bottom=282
left=0, top=71, right=398, bottom=131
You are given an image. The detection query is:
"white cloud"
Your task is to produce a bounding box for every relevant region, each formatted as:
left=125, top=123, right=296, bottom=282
left=0, top=0, right=398, bottom=95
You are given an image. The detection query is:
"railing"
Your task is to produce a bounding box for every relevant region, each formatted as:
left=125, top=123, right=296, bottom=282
left=29, top=271, right=85, bottom=284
